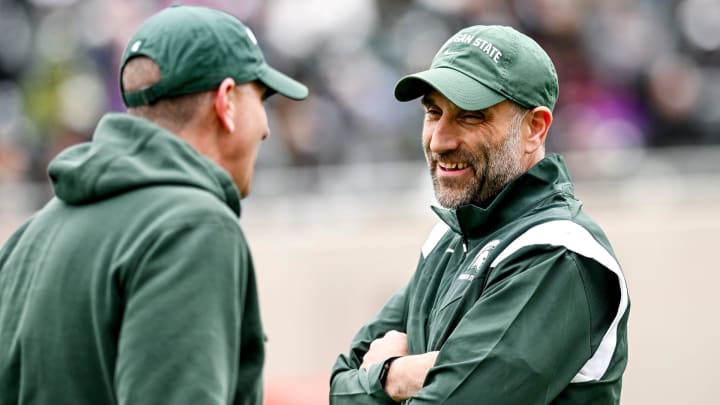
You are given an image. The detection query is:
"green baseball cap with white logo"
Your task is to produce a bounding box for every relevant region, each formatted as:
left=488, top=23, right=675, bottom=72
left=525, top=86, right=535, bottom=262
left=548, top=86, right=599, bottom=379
left=394, top=25, right=558, bottom=111
left=120, top=5, right=308, bottom=107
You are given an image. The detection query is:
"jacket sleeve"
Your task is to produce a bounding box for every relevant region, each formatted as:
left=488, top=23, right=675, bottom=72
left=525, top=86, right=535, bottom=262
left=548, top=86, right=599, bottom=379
left=329, top=282, right=413, bottom=405
left=408, top=247, right=618, bottom=405
left=114, top=220, right=260, bottom=405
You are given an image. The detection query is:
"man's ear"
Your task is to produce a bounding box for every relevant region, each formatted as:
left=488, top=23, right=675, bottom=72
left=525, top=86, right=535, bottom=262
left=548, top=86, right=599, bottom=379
left=214, top=78, right=237, bottom=133
left=525, top=106, right=553, bottom=154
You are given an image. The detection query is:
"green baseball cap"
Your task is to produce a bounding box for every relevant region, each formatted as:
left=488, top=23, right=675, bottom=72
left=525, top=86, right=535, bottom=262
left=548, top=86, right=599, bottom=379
left=120, top=5, right=308, bottom=107
left=394, top=25, right=558, bottom=111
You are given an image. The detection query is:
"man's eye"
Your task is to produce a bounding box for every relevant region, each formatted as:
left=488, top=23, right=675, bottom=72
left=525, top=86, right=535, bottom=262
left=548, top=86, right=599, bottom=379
left=461, top=113, right=484, bottom=121
left=425, top=108, right=441, bottom=116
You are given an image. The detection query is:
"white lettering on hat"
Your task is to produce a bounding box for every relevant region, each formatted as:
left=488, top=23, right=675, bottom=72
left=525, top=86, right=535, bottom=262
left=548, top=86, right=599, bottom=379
left=442, top=33, right=503, bottom=63
left=472, top=37, right=502, bottom=63
left=130, top=40, right=142, bottom=52
left=450, top=33, right=475, bottom=44
left=245, top=27, right=258, bottom=45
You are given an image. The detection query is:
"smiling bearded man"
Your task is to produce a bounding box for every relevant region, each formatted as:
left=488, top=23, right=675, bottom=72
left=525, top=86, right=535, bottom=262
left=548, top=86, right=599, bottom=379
left=423, top=93, right=528, bottom=209
left=330, top=25, right=630, bottom=405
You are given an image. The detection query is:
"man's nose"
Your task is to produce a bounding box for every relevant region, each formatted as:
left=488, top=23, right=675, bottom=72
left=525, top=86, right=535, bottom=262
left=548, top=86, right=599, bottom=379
left=428, top=117, right=460, bottom=154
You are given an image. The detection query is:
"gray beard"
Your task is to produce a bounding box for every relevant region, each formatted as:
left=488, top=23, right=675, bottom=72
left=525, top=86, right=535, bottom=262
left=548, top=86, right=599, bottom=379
left=427, top=118, right=526, bottom=209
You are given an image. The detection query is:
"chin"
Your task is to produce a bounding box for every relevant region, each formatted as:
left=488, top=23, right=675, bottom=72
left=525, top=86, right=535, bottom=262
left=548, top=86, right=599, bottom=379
left=434, top=182, right=471, bottom=207
left=435, top=193, right=469, bottom=209
left=234, top=180, right=251, bottom=198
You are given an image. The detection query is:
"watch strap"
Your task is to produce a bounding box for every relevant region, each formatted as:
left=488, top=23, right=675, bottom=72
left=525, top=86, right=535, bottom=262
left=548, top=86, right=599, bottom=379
left=379, top=356, right=402, bottom=388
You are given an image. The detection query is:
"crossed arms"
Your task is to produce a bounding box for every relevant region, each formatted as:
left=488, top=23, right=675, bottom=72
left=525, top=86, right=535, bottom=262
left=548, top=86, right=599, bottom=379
left=359, top=330, right=438, bottom=402
left=329, top=248, right=621, bottom=404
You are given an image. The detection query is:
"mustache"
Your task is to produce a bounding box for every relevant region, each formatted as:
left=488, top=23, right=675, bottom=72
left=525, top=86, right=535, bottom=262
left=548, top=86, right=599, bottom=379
left=427, top=150, right=478, bottom=167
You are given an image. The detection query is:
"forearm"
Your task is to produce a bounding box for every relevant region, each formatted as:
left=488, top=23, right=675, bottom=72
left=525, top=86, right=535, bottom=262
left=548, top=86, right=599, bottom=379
left=384, top=352, right=439, bottom=402
left=330, top=284, right=413, bottom=404
left=331, top=350, right=439, bottom=404
left=330, top=357, right=398, bottom=405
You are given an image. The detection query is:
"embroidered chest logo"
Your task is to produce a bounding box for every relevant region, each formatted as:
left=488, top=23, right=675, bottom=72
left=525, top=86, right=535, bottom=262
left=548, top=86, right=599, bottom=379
left=458, top=240, right=500, bottom=281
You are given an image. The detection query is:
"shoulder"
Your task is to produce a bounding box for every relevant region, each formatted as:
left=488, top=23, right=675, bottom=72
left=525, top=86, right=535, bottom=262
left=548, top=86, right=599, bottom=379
left=491, top=220, right=618, bottom=272
left=125, top=185, right=241, bottom=231
left=89, top=185, right=245, bottom=262
left=421, top=221, right=452, bottom=259
left=0, top=215, right=36, bottom=265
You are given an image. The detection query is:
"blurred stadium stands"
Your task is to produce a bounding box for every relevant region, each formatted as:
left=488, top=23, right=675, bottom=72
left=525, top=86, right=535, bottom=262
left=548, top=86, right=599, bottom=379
left=1, top=0, right=720, bottom=182
left=2, top=0, right=720, bottom=404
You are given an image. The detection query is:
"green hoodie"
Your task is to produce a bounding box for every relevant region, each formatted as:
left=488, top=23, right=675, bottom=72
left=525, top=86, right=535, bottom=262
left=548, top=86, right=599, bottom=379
left=0, top=114, right=264, bottom=405
left=330, top=155, right=629, bottom=404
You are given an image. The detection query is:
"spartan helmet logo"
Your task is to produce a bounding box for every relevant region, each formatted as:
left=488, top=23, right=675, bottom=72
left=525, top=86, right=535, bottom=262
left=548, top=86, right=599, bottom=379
left=470, top=240, right=500, bottom=271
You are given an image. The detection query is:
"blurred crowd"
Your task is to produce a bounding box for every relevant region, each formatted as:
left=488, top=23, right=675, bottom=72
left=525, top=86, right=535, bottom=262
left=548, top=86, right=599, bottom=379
left=1, top=0, right=719, bottom=187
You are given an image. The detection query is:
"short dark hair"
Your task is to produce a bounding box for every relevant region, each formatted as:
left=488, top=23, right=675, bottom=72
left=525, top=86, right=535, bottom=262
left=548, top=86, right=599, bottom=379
left=121, top=56, right=212, bottom=129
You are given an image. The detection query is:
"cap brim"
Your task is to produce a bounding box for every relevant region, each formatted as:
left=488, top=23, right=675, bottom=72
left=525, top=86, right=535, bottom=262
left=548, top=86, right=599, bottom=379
left=394, top=67, right=505, bottom=111
left=257, top=64, right=309, bottom=100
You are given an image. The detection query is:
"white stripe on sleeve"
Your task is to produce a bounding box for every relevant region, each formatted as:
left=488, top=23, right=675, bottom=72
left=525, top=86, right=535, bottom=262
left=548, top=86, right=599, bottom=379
left=490, top=220, right=629, bottom=383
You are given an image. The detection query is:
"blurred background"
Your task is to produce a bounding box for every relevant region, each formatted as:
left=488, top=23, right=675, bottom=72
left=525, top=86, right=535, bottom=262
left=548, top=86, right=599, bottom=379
left=1, top=0, right=719, bottom=404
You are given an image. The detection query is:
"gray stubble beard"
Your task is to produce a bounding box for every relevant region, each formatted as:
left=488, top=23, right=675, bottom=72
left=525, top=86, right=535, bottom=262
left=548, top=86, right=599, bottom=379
left=428, top=113, right=526, bottom=209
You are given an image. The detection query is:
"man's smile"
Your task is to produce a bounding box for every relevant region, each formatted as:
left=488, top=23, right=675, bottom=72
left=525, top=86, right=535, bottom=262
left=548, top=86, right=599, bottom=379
left=436, top=160, right=473, bottom=177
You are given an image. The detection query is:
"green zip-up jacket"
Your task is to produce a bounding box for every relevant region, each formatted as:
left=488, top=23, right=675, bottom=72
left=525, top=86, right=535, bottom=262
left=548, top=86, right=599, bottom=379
left=0, top=114, right=264, bottom=405
left=330, top=155, right=629, bottom=404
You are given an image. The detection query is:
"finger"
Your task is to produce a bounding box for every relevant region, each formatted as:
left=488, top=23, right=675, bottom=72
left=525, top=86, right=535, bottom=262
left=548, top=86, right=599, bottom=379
left=384, top=330, right=407, bottom=339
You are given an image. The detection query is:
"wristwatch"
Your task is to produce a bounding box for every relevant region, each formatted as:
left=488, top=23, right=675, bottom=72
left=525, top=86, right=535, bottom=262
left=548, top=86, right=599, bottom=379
left=379, top=356, right=402, bottom=388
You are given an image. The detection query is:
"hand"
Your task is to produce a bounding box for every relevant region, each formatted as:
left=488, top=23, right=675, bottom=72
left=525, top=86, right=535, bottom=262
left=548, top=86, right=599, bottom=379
left=385, top=351, right=439, bottom=402
left=360, top=330, right=408, bottom=369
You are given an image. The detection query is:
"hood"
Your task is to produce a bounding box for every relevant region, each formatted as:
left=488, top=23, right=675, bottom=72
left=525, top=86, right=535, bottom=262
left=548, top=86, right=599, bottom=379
left=48, top=113, right=241, bottom=216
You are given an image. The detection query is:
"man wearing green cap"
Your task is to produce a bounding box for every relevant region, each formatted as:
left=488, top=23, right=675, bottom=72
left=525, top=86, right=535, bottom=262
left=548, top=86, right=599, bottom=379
left=0, top=5, right=306, bottom=405
left=330, top=25, right=629, bottom=404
